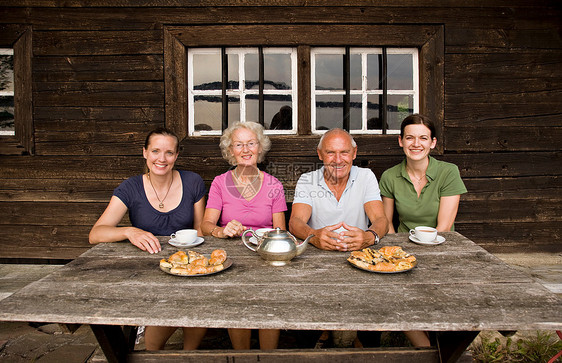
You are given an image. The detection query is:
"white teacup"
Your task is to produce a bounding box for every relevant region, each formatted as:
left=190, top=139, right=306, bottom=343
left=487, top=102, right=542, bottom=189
left=255, top=228, right=275, bottom=237
left=171, top=229, right=197, bottom=244
left=409, top=226, right=437, bottom=242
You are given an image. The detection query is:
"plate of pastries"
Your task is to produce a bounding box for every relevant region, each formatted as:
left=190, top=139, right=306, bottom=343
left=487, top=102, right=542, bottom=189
left=160, top=249, right=231, bottom=276
left=347, top=246, right=417, bottom=273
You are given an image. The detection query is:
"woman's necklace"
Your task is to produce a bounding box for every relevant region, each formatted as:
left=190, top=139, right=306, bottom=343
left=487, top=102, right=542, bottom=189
left=406, top=167, right=426, bottom=185
left=233, top=168, right=260, bottom=199
left=233, top=167, right=260, bottom=185
left=147, top=171, right=173, bottom=209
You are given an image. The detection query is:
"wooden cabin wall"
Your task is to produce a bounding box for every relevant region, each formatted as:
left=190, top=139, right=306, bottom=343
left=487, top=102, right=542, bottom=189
left=0, top=2, right=560, bottom=262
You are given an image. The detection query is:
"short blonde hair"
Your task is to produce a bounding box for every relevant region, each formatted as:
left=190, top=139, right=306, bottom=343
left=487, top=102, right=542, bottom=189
left=220, top=122, right=272, bottom=166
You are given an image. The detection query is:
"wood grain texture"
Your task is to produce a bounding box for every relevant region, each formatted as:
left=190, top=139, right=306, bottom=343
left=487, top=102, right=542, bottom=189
left=0, top=233, right=559, bottom=333
left=0, top=2, right=560, bottom=260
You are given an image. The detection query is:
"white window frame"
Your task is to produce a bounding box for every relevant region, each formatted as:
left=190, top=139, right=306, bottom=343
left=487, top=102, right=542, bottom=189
left=188, top=47, right=298, bottom=136
left=311, top=47, right=418, bottom=135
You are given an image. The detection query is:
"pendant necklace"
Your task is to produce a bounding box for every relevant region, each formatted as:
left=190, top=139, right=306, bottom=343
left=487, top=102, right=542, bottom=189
left=148, top=171, right=173, bottom=209
left=233, top=167, right=260, bottom=185
left=407, top=167, right=426, bottom=185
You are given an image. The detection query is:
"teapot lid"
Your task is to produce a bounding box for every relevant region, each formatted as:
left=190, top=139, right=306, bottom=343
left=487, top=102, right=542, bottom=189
left=265, top=227, right=291, bottom=238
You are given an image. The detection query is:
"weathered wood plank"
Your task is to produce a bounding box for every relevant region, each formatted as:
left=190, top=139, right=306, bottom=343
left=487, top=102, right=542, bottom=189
left=1, top=235, right=559, bottom=331
left=33, top=55, right=163, bottom=81
left=33, top=81, right=163, bottom=108
left=127, top=348, right=440, bottom=363
left=34, top=105, right=163, bottom=125
left=456, top=221, right=561, bottom=253
left=443, top=126, right=562, bottom=152
left=33, top=30, right=162, bottom=55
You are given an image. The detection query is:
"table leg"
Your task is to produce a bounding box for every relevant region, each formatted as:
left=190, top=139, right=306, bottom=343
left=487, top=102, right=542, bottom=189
left=90, top=324, right=136, bottom=363
left=436, top=331, right=479, bottom=363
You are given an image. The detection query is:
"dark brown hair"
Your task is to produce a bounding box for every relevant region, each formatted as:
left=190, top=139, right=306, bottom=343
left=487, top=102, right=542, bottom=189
left=400, top=114, right=436, bottom=139
left=144, top=127, right=180, bottom=153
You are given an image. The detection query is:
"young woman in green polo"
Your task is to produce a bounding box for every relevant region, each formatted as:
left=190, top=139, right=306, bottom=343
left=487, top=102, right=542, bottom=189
left=377, top=114, right=467, bottom=347
left=379, top=114, right=467, bottom=234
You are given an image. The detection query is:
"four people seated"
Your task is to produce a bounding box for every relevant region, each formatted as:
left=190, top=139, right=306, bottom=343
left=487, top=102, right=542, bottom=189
left=90, top=114, right=466, bottom=351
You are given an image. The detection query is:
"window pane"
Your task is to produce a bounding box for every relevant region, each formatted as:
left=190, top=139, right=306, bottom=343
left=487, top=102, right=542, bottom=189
left=350, top=54, right=362, bottom=90
left=349, top=95, right=362, bottom=130
left=387, top=95, right=413, bottom=130
left=245, top=96, right=259, bottom=124
left=265, top=95, right=292, bottom=130
left=227, top=53, right=239, bottom=90
left=367, top=95, right=383, bottom=130
left=245, top=53, right=259, bottom=90
left=0, top=53, right=14, bottom=135
left=193, top=53, right=221, bottom=91
left=316, top=95, right=343, bottom=130
left=227, top=96, right=240, bottom=127
left=264, top=54, right=291, bottom=90
left=367, top=54, right=381, bottom=90
left=315, top=54, right=343, bottom=90
left=0, top=96, right=14, bottom=134
left=194, top=95, right=222, bottom=131
left=388, top=54, right=413, bottom=90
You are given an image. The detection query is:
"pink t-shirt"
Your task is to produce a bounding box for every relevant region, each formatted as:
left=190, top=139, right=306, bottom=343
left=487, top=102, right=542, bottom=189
left=206, top=171, right=287, bottom=230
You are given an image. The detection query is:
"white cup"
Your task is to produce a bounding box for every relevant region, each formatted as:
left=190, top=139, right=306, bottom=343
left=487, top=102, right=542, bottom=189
left=256, top=228, right=275, bottom=237
left=171, top=229, right=197, bottom=243
left=409, top=226, right=437, bottom=242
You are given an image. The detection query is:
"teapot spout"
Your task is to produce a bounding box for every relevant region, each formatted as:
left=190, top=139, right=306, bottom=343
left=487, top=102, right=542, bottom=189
left=296, top=234, right=314, bottom=256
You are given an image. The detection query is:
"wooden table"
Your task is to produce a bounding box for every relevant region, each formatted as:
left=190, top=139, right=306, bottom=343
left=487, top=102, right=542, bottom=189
left=0, top=232, right=560, bottom=362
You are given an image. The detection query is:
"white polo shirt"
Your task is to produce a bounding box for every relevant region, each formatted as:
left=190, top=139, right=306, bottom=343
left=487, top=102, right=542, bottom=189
left=293, top=166, right=382, bottom=230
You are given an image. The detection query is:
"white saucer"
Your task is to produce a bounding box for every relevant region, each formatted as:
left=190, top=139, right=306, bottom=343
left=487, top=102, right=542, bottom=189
left=249, top=236, right=258, bottom=245
left=168, top=236, right=204, bottom=248
left=409, top=235, right=445, bottom=245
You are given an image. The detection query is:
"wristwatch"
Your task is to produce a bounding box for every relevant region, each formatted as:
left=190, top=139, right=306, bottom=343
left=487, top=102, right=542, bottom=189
left=366, top=229, right=380, bottom=245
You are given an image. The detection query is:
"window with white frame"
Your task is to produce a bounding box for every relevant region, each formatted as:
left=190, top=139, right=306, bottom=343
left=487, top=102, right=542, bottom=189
left=0, top=48, right=14, bottom=136
left=188, top=47, right=297, bottom=136
left=311, top=47, right=418, bottom=134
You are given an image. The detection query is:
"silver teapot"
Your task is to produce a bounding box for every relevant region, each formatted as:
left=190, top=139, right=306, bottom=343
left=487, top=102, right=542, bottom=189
left=242, top=228, right=313, bottom=266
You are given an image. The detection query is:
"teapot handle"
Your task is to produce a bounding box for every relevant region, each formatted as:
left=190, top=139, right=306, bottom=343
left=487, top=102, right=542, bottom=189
left=242, top=229, right=257, bottom=252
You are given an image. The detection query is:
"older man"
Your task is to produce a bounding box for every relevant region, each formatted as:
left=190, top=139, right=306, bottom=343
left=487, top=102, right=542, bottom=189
left=289, top=128, right=388, bottom=251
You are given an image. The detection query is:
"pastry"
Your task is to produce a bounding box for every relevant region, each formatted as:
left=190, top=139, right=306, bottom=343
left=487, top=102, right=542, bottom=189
left=347, top=246, right=416, bottom=272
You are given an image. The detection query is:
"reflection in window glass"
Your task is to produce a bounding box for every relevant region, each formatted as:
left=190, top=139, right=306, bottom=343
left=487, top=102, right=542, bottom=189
left=228, top=53, right=239, bottom=90
left=312, top=48, right=417, bottom=134
left=0, top=49, right=14, bottom=136
left=350, top=54, right=362, bottom=90
left=367, top=95, right=383, bottom=130
left=189, top=48, right=296, bottom=135
left=244, top=53, right=259, bottom=90
left=265, top=95, right=292, bottom=130
left=316, top=95, right=343, bottom=130
left=193, top=53, right=221, bottom=90
left=367, top=54, right=381, bottom=90
left=387, top=95, right=413, bottom=130
left=227, top=96, right=240, bottom=127
left=349, top=95, right=362, bottom=130
left=264, top=54, right=291, bottom=90
left=315, top=54, right=343, bottom=90
left=194, top=96, right=222, bottom=131
left=388, top=54, right=413, bottom=90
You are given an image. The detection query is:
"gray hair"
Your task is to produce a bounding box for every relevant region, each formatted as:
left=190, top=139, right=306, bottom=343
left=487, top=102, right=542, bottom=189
left=317, top=128, right=357, bottom=150
left=220, top=121, right=272, bottom=166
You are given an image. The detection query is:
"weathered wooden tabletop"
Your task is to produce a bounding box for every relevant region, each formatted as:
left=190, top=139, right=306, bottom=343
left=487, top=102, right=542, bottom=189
left=0, top=232, right=559, bottom=332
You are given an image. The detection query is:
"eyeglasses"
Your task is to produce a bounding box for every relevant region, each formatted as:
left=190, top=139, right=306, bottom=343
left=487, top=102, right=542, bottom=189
left=232, top=141, right=259, bottom=150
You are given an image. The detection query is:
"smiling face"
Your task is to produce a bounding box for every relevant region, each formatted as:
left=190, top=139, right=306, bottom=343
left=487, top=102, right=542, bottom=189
left=398, top=124, right=437, bottom=162
left=317, top=130, right=357, bottom=182
left=142, top=134, right=179, bottom=176
left=230, top=127, right=261, bottom=167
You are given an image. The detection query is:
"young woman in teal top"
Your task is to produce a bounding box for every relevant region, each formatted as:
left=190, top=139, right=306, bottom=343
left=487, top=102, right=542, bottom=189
left=377, top=114, right=467, bottom=347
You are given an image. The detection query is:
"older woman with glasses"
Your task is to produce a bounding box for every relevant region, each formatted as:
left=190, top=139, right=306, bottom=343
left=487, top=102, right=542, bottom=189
left=201, top=121, right=287, bottom=350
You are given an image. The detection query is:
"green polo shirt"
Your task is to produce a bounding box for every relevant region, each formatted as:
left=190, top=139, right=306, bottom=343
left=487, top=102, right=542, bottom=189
left=379, top=156, right=467, bottom=232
